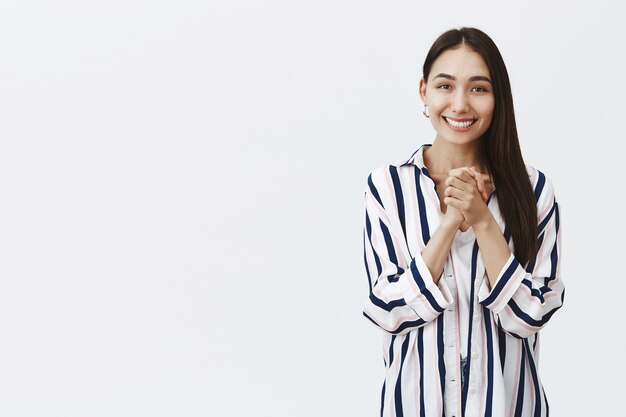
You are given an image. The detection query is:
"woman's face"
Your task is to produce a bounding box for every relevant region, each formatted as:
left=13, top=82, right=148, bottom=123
left=420, top=45, right=495, bottom=147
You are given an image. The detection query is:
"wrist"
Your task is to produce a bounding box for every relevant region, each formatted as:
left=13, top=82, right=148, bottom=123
left=472, top=213, right=495, bottom=234
left=440, top=217, right=462, bottom=232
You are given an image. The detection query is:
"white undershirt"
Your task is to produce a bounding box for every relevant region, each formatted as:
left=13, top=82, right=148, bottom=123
left=444, top=227, right=477, bottom=361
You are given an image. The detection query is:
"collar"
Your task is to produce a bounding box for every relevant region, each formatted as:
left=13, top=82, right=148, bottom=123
left=401, top=143, right=502, bottom=192
left=393, top=143, right=432, bottom=169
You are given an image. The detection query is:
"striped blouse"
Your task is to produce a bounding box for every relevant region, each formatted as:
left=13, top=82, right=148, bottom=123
left=362, top=144, right=564, bottom=417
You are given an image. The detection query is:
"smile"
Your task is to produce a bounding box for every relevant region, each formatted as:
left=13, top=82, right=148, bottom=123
left=444, top=117, right=476, bottom=129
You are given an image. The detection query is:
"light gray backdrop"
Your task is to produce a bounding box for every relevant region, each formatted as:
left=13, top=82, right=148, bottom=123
left=0, top=0, right=622, bottom=416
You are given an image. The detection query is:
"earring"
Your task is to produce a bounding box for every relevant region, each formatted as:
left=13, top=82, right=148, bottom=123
left=422, top=103, right=430, bottom=118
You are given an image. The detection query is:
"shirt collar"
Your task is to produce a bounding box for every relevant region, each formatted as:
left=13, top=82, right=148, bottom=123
left=395, top=143, right=432, bottom=169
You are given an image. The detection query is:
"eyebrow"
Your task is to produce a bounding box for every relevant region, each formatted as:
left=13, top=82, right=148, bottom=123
left=433, top=73, right=492, bottom=84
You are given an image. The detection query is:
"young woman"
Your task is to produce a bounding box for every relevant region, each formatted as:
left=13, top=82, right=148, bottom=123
left=362, top=27, right=564, bottom=417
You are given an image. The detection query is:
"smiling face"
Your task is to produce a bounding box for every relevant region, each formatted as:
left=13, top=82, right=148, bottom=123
left=420, top=45, right=495, bottom=146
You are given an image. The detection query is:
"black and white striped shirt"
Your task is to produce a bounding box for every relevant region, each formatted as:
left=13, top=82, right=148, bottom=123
left=362, top=143, right=564, bottom=417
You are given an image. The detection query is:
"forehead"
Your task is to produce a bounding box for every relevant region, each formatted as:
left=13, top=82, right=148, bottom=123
left=428, top=45, right=490, bottom=81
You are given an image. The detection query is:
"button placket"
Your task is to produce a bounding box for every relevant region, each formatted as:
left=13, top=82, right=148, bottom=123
left=473, top=313, right=480, bottom=322
left=442, top=259, right=462, bottom=417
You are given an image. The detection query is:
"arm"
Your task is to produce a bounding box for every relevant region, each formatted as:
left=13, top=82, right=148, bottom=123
left=445, top=168, right=565, bottom=338
left=362, top=174, right=456, bottom=335
left=420, top=214, right=462, bottom=285
left=472, top=214, right=516, bottom=292
left=475, top=174, right=564, bottom=339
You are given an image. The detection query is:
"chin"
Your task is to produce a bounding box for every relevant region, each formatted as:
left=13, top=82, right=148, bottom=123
left=439, top=134, right=483, bottom=146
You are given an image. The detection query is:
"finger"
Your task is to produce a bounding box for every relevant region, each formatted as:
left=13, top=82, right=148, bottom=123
left=468, top=167, right=483, bottom=189
left=448, top=168, right=474, bottom=184
left=477, top=171, right=493, bottom=201
left=461, top=167, right=484, bottom=193
left=445, top=176, right=473, bottom=194
left=465, top=166, right=484, bottom=186
left=443, top=195, right=462, bottom=209
left=471, top=168, right=493, bottom=189
left=444, top=184, right=467, bottom=200
left=466, top=167, right=490, bottom=201
left=451, top=167, right=485, bottom=200
left=468, top=167, right=488, bottom=200
left=444, top=194, right=468, bottom=213
left=451, top=166, right=490, bottom=183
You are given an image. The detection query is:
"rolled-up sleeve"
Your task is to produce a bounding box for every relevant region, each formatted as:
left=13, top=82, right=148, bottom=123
left=478, top=175, right=564, bottom=339
left=362, top=175, right=453, bottom=335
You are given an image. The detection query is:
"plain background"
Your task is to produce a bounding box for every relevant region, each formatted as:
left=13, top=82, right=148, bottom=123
left=0, top=0, right=623, bottom=416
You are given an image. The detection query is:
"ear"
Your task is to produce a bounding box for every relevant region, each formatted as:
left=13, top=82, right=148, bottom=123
left=419, top=78, right=427, bottom=102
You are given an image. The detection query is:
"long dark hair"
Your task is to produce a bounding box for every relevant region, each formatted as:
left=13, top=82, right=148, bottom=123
left=423, top=27, right=537, bottom=266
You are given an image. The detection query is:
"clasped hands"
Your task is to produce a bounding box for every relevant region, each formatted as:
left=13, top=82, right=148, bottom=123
left=443, top=167, right=493, bottom=229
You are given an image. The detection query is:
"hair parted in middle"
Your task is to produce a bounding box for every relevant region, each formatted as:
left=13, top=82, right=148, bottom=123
left=422, top=27, right=538, bottom=266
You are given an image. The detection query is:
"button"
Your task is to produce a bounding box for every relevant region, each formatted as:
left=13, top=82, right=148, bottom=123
left=469, top=387, right=476, bottom=395
left=471, top=352, right=479, bottom=359
left=473, top=313, right=480, bottom=322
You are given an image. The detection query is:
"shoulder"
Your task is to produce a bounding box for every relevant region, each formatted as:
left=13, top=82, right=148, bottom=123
left=363, top=164, right=392, bottom=204
left=363, top=159, right=412, bottom=212
left=364, top=159, right=413, bottom=190
left=364, top=149, right=422, bottom=191
left=525, top=164, right=557, bottom=198
left=525, top=164, right=558, bottom=220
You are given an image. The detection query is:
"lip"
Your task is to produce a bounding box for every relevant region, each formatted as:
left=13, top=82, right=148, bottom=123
left=442, top=116, right=476, bottom=131
left=443, top=116, right=475, bottom=122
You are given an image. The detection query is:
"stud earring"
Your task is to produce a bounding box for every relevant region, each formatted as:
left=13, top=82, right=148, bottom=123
left=422, top=103, right=430, bottom=118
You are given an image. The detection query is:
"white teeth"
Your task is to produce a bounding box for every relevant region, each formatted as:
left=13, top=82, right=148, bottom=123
left=445, top=117, right=475, bottom=128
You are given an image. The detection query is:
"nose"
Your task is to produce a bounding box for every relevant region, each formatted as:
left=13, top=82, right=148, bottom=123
left=451, top=89, right=470, bottom=114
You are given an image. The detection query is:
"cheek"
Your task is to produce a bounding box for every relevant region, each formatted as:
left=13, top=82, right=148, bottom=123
left=428, top=100, right=447, bottom=117
left=479, top=100, right=495, bottom=120
left=425, top=91, right=446, bottom=111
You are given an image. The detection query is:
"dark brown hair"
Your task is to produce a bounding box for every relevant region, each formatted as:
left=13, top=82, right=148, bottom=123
left=423, top=27, right=537, bottom=266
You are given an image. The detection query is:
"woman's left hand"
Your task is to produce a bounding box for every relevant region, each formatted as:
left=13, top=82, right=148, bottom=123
left=443, top=167, right=493, bottom=227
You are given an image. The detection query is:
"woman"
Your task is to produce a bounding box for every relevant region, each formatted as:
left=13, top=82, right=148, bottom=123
left=362, top=27, right=564, bottom=417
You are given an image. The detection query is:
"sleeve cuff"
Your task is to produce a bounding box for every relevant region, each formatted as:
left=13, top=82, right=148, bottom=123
left=399, top=255, right=454, bottom=322
left=478, top=252, right=527, bottom=313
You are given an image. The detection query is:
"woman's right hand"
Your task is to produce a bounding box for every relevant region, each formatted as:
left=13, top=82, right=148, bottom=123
left=443, top=203, right=465, bottom=228
left=442, top=166, right=489, bottom=228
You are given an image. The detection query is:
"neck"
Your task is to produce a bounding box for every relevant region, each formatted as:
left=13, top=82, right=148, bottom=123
left=423, top=139, right=489, bottom=176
